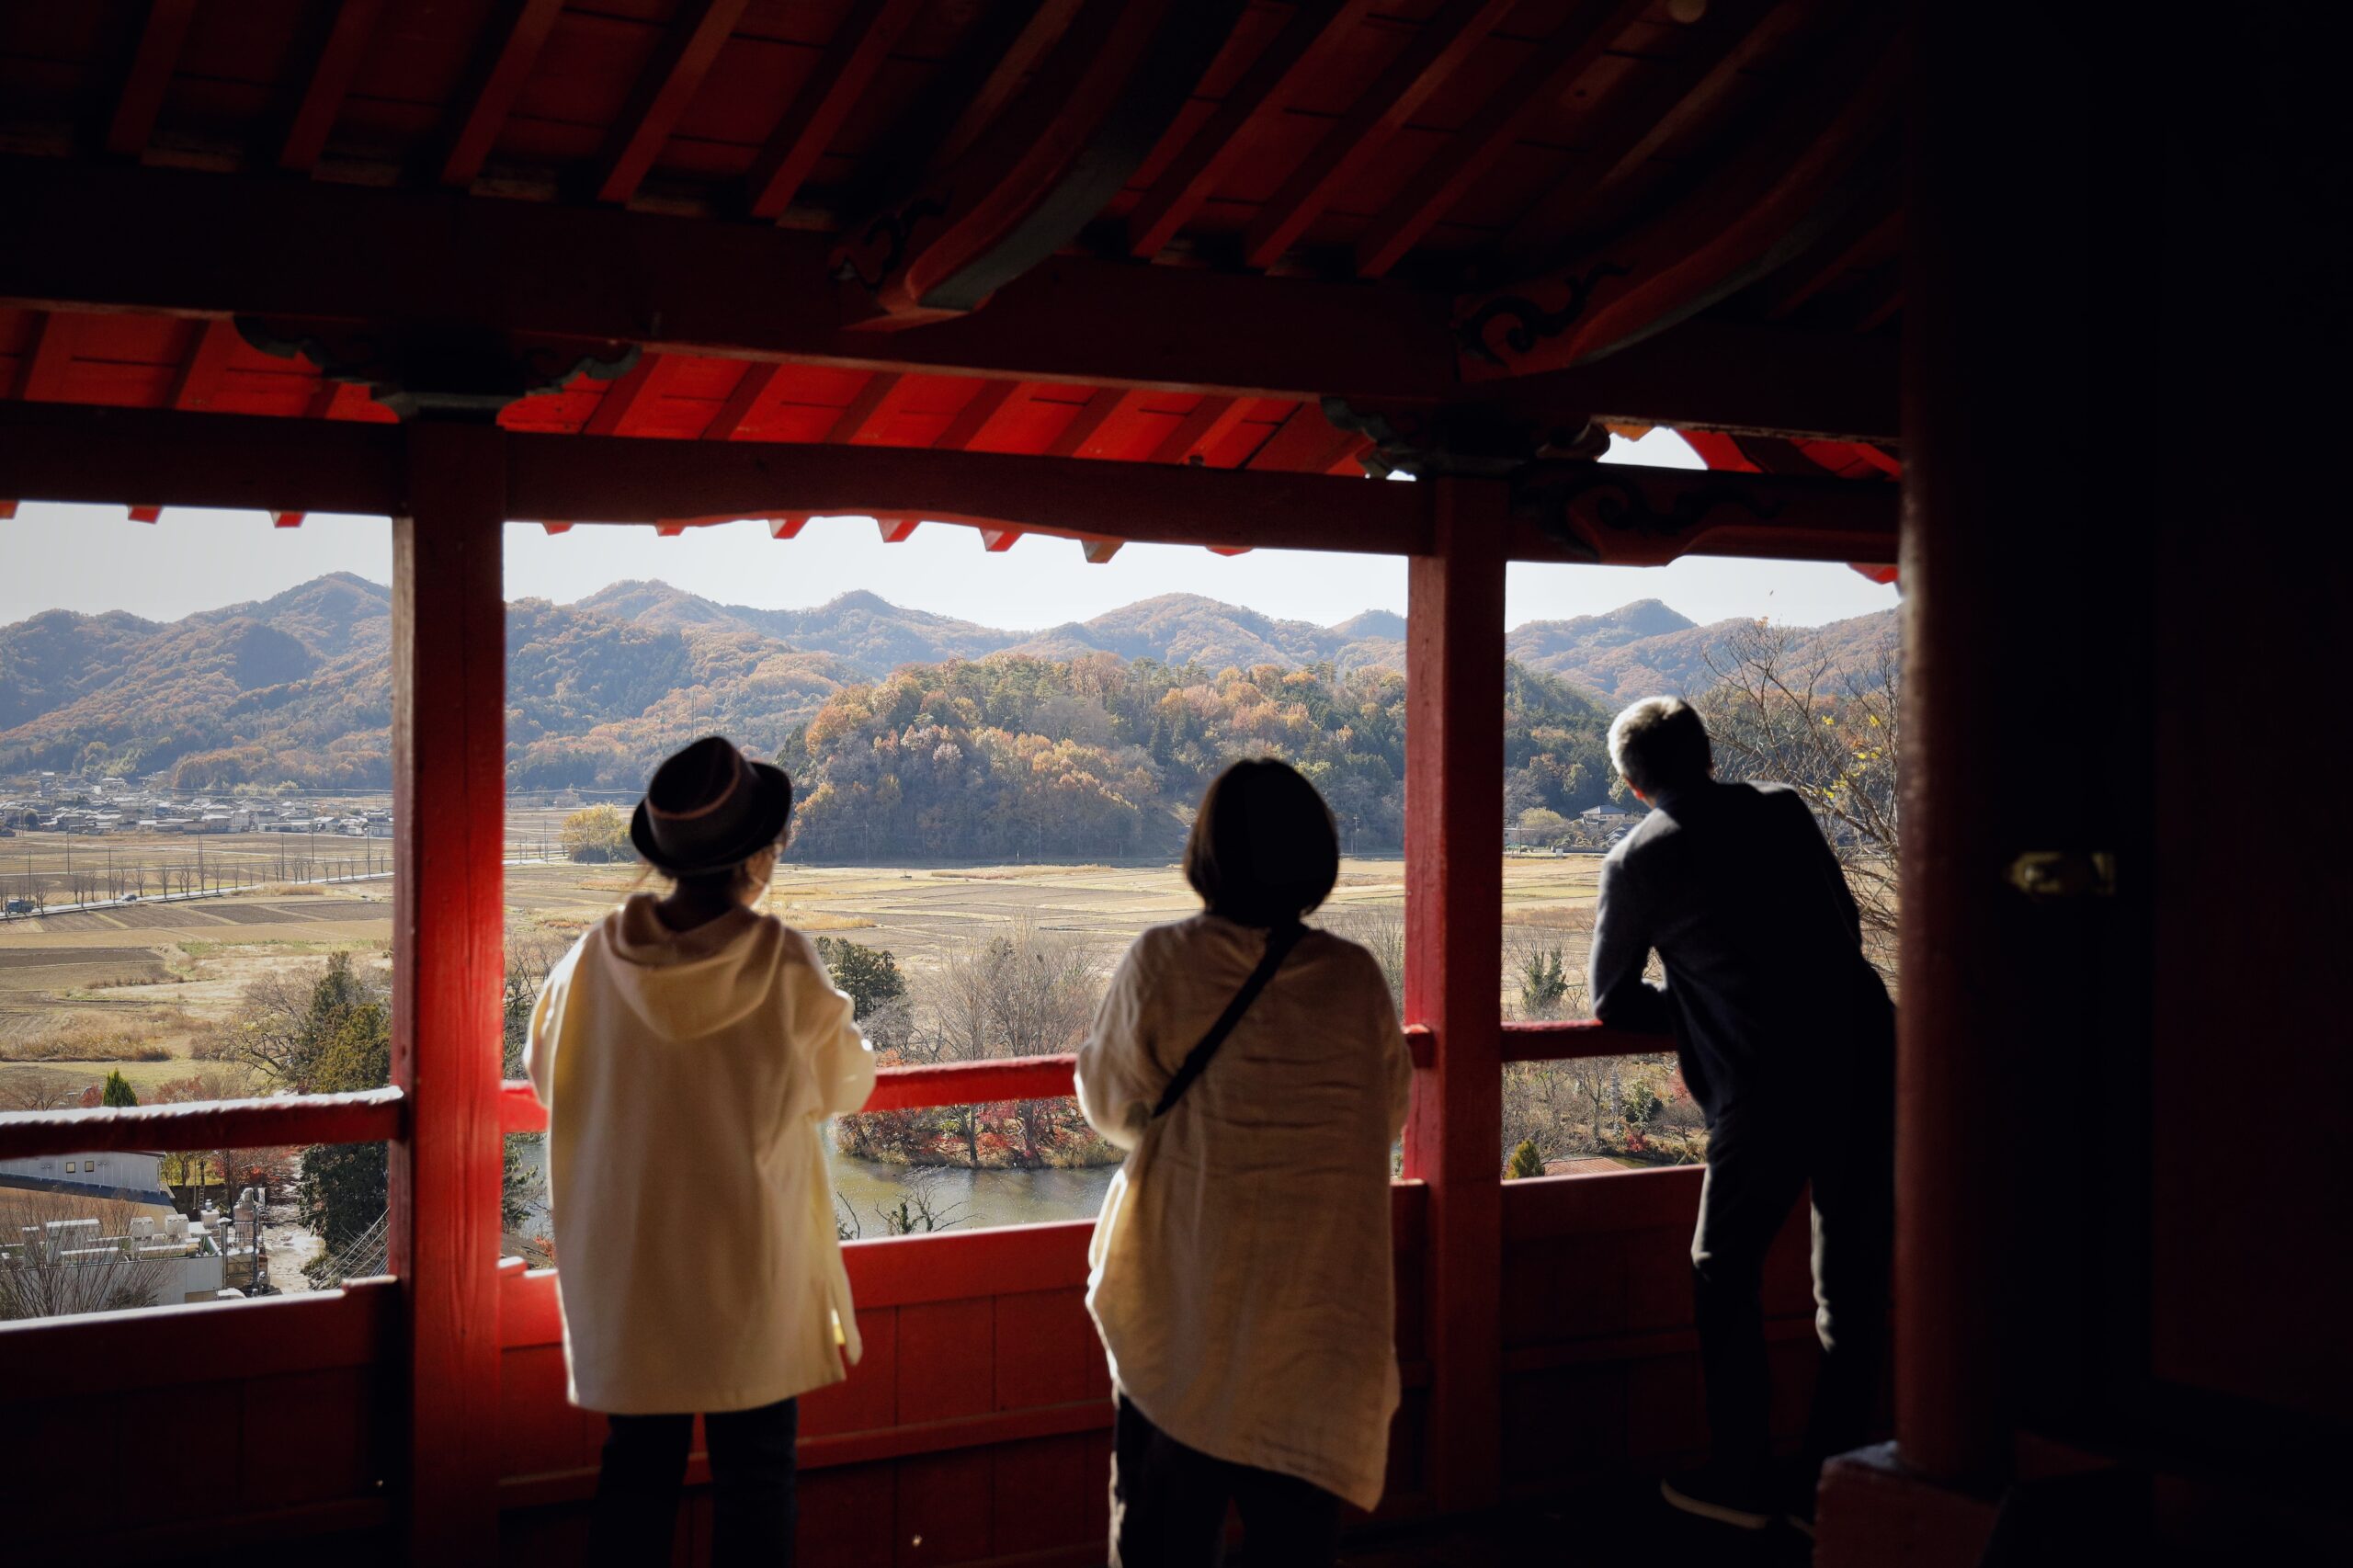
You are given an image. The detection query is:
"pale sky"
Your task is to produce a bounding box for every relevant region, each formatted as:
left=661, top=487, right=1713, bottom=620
left=0, top=431, right=1896, bottom=633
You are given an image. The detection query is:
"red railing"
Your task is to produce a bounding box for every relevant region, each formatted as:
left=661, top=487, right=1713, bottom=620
left=0, top=1085, right=405, bottom=1159
left=0, top=1026, right=1672, bottom=1162
left=496, top=1053, right=1082, bottom=1136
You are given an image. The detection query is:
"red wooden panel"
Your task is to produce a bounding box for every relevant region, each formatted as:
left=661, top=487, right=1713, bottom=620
left=1624, top=1348, right=1707, bottom=1463
left=797, top=1463, right=898, bottom=1565
left=801, top=1303, right=898, bottom=1437
left=993, top=1289, right=1108, bottom=1411
left=242, top=1365, right=381, bottom=1508
left=5, top=1392, right=124, bottom=1539
left=845, top=1221, right=1092, bottom=1310
left=989, top=1432, right=1103, bottom=1556
left=500, top=1343, right=583, bottom=1478
left=0, top=1085, right=404, bottom=1160
left=1502, top=1364, right=1626, bottom=1483
left=117, top=1380, right=237, bottom=1530
left=894, top=1297, right=996, bottom=1426
left=0, top=1278, right=397, bottom=1400
left=894, top=1448, right=994, bottom=1566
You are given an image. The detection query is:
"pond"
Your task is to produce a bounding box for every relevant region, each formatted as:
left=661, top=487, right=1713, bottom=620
left=828, top=1151, right=1120, bottom=1236
left=506, top=1139, right=1119, bottom=1244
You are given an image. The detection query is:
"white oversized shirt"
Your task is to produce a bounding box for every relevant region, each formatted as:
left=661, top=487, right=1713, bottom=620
left=527, top=896, right=876, bottom=1415
left=1076, top=914, right=1413, bottom=1510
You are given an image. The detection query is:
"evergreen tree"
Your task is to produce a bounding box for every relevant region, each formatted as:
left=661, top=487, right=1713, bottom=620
left=1518, top=948, right=1570, bottom=1017
left=298, top=1000, right=390, bottom=1249
left=100, top=1070, right=137, bottom=1108
left=814, top=937, right=908, bottom=1020
left=1507, top=1139, right=1545, bottom=1181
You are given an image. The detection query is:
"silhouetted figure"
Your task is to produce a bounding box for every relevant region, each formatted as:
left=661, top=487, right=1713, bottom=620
left=1078, top=759, right=1412, bottom=1568
left=528, top=736, right=876, bottom=1566
left=1588, top=699, right=1894, bottom=1536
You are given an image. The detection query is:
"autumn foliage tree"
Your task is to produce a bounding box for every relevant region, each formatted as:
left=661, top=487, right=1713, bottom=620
left=559, top=804, right=632, bottom=863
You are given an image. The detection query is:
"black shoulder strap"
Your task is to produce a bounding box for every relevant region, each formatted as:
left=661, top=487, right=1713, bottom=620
left=1152, top=922, right=1306, bottom=1119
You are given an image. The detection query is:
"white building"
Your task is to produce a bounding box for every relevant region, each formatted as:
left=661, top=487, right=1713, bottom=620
left=0, top=1152, right=232, bottom=1313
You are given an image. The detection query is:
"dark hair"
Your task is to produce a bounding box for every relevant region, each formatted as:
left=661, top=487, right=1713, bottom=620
left=1608, top=697, right=1713, bottom=794
left=1184, top=758, right=1339, bottom=927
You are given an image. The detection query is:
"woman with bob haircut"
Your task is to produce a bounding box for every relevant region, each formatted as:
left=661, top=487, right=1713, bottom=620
left=1076, top=757, right=1413, bottom=1566
left=526, top=736, right=876, bottom=1566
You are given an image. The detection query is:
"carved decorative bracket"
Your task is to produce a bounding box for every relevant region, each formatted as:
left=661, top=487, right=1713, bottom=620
left=236, top=319, right=639, bottom=422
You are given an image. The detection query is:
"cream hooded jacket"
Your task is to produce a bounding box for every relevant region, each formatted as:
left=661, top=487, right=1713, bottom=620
left=1076, top=915, right=1413, bottom=1511
left=527, top=895, right=876, bottom=1415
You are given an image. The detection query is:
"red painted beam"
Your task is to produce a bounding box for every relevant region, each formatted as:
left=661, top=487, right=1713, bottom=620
left=1125, top=0, right=1375, bottom=260
left=826, top=371, right=912, bottom=444
left=931, top=379, right=1027, bottom=452
left=279, top=0, right=387, bottom=173
left=699, top=361, right=780, bottom=440
left=271, top=511, right=306, bottom=528
left=388, top=423, right=507, bottom=1553
left=539, top=519, right=573, bottom=534
left=1353, top=0, right=1649, bottom=278
left=438, top=0, right=568, bottom=188
left=980, top=527, right=1023, bottom=551
left=767, top=514, right=810, bottom=539
left=126, top=505, right=162, bottom=522
left=1042, top=387, right=1145, bottom=460
left=17, top=312, right=76, bottom=401
left=581, top=352, right=678, bottom=437
left=1499, top=1019, right=1677, bottom=1062
left=0, top=1087, right=405, bottom=1160
left=592, top=0, right=752, bottom=207
left=0, top=1277, right=396, bottom=1401
left=1403, top=478, right=1509, bottom=1511
left=1241, top=0, right=1518, bottom=270
left=1147, top=394, right=1251, bottom=465
left=0, top=501, right=17, bottom=519
left=1081, top=536, right=1122, bottom=563
left=106, top=0, right=198, bottom=158
left=1244, top=401, right=1363, bottom=473
left=166, top=318, right=241, bottom=412
left=874, top=516, right=919, bottom=543
left=745, top=0, right=928, bottom=220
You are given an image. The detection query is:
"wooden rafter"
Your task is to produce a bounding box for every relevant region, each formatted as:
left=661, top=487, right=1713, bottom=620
left=1147, top=395, right=1252, bottom=465
left=837, top=0, right=1243, bottom=325
left=826, top=371, right=914, bottom=443
left=932, top=380, right=1027, bottom=451
left=926, top=0, right=1092, bottom=173
left=166, top=319, right=241, bottom=412
left=16, top=312, right=76, bottom=401
left=699, top=361, right=781, bottom=439
left=591, top=0, right=752, bottom=206
left=744, top=0, right=928, bottom=220
left=105, top=0, right=197, bottom=159
left=1497, top=0, right=1793, bottom=263
left=278, top=0, right=387, bottom=174
left=1760, top=188, right=1902, bottom=322
left=1124, top=0, right=1376, bottom=261
left=581, top=353, right=680, bottom=437
left=1239, top=0, right=1518, bottom=271
left=1458, top=21, right=1904, bottom=379
left=1043, top=387, right=1142, bottom=459
left=1244, top=402, right=1363, bottom=473
left=437, top=0, right=568, bottom=189
left=1352, top=0, right=1650, bottom=279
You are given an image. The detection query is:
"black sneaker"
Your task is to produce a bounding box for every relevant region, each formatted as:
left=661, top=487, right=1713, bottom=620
left=1659, top=1469, right=1774, bottom=1531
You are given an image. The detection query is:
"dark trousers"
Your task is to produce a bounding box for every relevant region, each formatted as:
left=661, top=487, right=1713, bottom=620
left=1691, top=1094, right=1893, bottom=1486
left=1110, top=1396, right=1341, bottom=1568
left=587, top=1397, right=797, bottom=1568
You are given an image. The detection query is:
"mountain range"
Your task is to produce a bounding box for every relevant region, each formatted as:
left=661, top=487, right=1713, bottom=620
left=0, top=574, right=1894, bottom=790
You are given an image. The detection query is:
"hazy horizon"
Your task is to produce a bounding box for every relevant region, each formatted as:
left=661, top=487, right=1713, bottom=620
left=0, top=431, right=1899, bottom=632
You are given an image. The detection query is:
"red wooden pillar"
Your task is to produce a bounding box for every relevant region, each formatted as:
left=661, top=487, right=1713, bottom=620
left=1402, top=477, right=1507, bottom=1512
left=389, top=421, right=508, bottom=1561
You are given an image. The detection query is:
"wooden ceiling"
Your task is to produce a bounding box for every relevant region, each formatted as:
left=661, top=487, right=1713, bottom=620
left=0, top=1, right=1902, bottom=486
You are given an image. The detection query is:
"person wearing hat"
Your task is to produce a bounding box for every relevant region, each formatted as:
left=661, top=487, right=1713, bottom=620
left=526, top=735, right=876, bottom=1565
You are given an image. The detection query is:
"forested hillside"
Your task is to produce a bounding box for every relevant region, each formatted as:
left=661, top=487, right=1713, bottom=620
left=1, top=575, right=1893, bottom=858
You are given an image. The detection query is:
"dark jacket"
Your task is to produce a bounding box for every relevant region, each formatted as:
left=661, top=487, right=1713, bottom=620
left=1587, top=779, right=1893, bottom=1126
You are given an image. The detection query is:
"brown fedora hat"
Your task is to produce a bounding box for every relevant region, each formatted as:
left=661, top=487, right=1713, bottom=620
left=630, top=735, right=793, bottom=875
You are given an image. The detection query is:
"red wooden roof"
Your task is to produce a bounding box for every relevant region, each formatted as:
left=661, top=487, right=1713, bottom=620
left=0, top=2, right=1901, bottom=489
